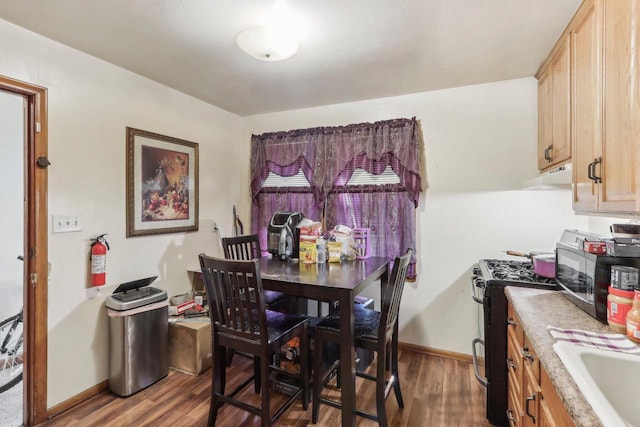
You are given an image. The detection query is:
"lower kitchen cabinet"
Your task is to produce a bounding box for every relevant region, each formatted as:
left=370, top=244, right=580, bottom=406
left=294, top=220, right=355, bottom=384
left=539, top=368, right=575, bottom=427
left=507, top=302, right=574, bottom=427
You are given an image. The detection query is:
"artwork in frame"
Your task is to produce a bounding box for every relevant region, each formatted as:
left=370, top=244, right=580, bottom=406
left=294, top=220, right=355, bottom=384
left=126, top=127, right=199, bottom=237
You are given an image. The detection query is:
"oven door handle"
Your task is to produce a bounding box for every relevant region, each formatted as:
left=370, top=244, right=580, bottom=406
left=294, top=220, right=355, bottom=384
left=472, top=338, right=488, bottom=387
left=470, top=276, right=484, bottom=304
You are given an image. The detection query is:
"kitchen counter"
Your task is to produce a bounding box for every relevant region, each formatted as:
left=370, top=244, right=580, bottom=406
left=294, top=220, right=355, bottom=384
left=504, top=287, right=612, bottom=427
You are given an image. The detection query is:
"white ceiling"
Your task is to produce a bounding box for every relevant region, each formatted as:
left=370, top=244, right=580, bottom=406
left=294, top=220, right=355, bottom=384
left=0, top=0, right=581, bottom=116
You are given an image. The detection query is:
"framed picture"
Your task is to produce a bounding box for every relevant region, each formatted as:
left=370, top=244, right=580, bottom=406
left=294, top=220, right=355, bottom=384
left=126, top=127, right=199, bottom=237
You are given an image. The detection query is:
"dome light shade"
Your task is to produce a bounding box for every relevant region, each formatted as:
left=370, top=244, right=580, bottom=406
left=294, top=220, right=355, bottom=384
left=236, top=27, right=298, bottom=61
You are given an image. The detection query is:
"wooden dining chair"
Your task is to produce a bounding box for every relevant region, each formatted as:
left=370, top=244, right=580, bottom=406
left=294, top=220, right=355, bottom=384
left=311, top=248, right=413, bottom=427
left=221, top=234, right=294, bottom=312
left=221, top=234, right=297, bottom=374
left=199, top=254, right=310, bottom=427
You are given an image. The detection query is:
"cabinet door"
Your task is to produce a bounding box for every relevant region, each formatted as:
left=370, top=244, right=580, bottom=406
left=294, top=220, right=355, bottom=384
left=571, top=0, right=602, bottom=212
left=540, top=367, right=575, bottom=427
left=507, top=333, right=523, bottom=426
left=599, top=0, right=640, bottom=212
left=538, top=38, right=571, bottom=171
left=507, top=384, right=523, bottom=427
left=538, top=398, right=557, bottom=427
left=522, top=366, right=540, bottom=427
left=550, top=38, right=571, bottom=168
left=538, top=70, right=553, bottom=170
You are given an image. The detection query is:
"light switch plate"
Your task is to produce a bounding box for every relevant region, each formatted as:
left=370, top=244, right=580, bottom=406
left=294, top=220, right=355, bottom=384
left=52, top=215, right=82, bottom=233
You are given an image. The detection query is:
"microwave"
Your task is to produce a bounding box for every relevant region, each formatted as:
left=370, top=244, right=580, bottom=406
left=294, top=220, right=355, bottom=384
left=556, top=229, right=640, bottom=322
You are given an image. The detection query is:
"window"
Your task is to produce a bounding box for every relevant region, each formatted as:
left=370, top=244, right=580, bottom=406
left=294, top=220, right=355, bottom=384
left=262, top=169, right=311, bottom=188
left=250, top=118, right=421, bottom=279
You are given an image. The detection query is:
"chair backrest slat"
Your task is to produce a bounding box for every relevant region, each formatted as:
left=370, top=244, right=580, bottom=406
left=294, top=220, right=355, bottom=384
left=222, top=234, right=261, bottom=261
left=380, top=249, right=413, bottom=338
left=199, top=254, right=267, bottom=343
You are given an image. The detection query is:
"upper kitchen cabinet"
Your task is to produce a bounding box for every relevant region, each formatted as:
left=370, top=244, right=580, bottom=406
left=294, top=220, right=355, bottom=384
left=571, top=0, right=601, bottom=212
left=537, top=35, right=571, bottom=171
left=572, top=0, right=640, bottom=214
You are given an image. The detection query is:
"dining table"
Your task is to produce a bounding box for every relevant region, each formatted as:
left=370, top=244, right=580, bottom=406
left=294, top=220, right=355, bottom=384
left=257, top=255, right=390, bottom=427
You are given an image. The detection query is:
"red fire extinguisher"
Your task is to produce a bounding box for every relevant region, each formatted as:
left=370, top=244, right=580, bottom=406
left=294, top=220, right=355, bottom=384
left=90, top=234, right=110, bottom=287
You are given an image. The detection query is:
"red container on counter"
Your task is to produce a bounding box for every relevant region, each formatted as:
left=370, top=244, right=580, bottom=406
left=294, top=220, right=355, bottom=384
left=627, top=290, right=640, bottom=343
left=607, top=286, right=634, bottom=334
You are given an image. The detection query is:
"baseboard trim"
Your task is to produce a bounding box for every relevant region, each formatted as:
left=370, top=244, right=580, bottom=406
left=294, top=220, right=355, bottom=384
left=398, top=341, right=483, bottom=365
left=45, top=345, right=479, bottom=418
left=47, top=380, right=108, bottom=419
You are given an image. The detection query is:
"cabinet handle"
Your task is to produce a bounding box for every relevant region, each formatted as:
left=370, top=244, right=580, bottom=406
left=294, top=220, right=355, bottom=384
left=506, top=409, right=517, bottom=426
left=544, top=144, right=553, bottom=162
left=521, top=347, right=534, bottom=363
left=593, top=157, right=602, bottom=184
left=587, top=160, right=595, bottom=181
left=506, top=357, right=517, bottom=371
left=506, top=317, right=517, bottom=327
left=525, top=394, right=536, bottom=422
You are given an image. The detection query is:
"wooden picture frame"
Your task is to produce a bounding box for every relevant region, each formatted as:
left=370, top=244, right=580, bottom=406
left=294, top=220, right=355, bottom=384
left=126, top=127, right=198, bottom=237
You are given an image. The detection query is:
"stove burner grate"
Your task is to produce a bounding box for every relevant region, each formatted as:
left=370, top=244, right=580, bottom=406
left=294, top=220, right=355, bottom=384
left=483, top=259, right=556, bottom=285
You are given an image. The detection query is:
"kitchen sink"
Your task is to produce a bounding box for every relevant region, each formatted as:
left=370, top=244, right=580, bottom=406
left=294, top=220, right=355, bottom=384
left=553, top=341, right=640, bottom=427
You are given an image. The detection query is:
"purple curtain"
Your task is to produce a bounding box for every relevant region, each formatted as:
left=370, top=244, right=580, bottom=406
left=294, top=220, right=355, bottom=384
left=250, top=118, right=421, bottom=205
left=250, top=117, right=421, bottom=278
left=325, top=186, right=417, bottom=280
left=318, top=118, right=422, bottom=206
left=251, top=189, right=321, bottom=255
left=250, top=130, right=324, bottom=203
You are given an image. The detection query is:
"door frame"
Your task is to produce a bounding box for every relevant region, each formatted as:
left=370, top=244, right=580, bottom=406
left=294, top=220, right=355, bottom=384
left=0, top=75, right=48, bottom=426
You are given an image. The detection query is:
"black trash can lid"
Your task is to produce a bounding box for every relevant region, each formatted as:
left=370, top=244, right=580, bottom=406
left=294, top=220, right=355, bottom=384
left=112, top=276, right=158, bottom=294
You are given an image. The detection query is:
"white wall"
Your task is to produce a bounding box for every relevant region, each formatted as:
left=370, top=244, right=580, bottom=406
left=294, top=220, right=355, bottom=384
left=0, top=91, right=24, bottom=322
left=0, top=19, right=244, bottom=408
left=241, top=79, right=590, bottom=354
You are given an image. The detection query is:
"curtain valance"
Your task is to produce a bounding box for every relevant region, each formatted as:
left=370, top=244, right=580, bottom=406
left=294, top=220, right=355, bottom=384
left=250, top=117, right=422, bottom=206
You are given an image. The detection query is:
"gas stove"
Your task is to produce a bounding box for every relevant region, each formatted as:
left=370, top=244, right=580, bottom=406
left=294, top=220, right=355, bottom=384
left=479, top=259, right=557, bottom=288
left=471, top=259, right=558, bottom=426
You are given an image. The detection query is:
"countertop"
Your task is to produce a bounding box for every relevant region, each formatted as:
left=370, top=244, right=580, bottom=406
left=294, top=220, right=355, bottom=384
left=504, top=287, right=613, bottom=427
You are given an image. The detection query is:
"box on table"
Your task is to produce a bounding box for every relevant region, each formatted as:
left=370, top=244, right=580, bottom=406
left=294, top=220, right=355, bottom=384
left=299, top=220, right=322, bottom=264
left=299, top=237, right=317, bottom=263
left=168, top=319, right=212, bottom=375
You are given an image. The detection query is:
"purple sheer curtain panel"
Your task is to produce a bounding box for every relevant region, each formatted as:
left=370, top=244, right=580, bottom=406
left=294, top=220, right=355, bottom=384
left=249, top=117, right=422, bottom=278
left=325, top=187, right=416, bottom=279
left=251, top=190, right=322, bottom=254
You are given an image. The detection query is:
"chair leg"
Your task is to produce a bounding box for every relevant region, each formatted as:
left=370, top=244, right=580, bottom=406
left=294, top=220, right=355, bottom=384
left=312, top=332, right=325, bottom=424
left=260, top=354, right=271, bottom=427
left=253, top=356, right=261, bottom=393
left=376, top=347, right=388, bottom=427
left=209, top=345, right=226, bottom=427
left=219, top=347, right=227, bottom=395
left=391, top=340, right=404, bottom=408
left=300, top=323, right=309, bottom=410
left=226, top=348, right=235, bottom=367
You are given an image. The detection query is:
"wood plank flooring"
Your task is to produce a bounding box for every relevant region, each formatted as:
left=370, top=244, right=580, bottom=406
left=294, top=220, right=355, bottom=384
left=39, top=349, right=492, bottom=426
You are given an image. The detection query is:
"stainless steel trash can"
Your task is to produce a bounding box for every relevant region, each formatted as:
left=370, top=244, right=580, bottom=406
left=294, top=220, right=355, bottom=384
left=105, top=276, right=168, bottom=397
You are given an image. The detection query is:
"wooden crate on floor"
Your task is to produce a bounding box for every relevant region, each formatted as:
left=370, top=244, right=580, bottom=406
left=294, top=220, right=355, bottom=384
left=168, top=319, right=212, bottom=375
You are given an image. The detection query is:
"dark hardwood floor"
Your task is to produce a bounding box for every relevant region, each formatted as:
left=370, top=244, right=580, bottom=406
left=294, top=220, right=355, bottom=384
left=39, top=349, right=492, bottom=426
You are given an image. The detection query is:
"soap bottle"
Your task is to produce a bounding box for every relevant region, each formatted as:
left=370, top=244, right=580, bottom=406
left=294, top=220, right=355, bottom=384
left=626, top=285, right=640, bottom=343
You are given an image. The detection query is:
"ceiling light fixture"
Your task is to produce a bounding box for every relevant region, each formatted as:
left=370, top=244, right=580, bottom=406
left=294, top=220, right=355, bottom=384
left=236, top=26, right=299, bottom=62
